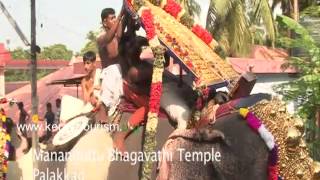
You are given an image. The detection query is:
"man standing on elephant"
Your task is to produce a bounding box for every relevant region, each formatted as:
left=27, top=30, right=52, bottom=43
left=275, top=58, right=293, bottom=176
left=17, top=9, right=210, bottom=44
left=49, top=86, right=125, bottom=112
left=97, top=7, right=124, bottom=69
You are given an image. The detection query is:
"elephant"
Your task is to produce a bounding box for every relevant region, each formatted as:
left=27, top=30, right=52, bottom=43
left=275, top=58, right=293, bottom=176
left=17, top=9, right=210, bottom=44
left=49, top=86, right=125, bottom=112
left=156, top=92, right=320, bottom=180
left=8, top=93, right=318, bottom=180
left=157, top=93, right=273, bottom=180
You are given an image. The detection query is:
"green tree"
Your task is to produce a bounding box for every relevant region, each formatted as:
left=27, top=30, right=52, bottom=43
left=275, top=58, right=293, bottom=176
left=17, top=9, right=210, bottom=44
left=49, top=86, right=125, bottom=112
left=80, top=31, right=99, bottom=55
left=10, top=47, right=30, bottom=59
left=5, top=69, right=55, bottom=82
left=301, top=5, right=320, bottom=17
left=38, top=44, right=73, bottom=60
left=272, top=0, right=318, bottom=14
left=275, top=15, right=320, bottom=161
left=206, top=0, right=276, bottom=56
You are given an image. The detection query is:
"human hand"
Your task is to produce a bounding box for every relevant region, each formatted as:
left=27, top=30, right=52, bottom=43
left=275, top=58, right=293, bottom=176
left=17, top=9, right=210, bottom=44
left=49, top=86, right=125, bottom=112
left=90, top=95, right=98, bottom=107
left=91, top=101, right=101, bottom=113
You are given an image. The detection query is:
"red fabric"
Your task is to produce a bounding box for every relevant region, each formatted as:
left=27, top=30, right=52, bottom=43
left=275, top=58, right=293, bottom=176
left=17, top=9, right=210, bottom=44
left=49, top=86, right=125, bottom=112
left=122, top=81, right=168, bottom=127
left=123, top=81, right=149, bottom=107
left=195, top=99, right=240, bottom=128
left=120, top=100, right=168, bottom=119
left=123, top=81, right=149, bottom=127
left=128, top=106, right=148, bottom=127
left=215, top=100, right=239, bottom=119
left=0, top=98, right=7, bottom=104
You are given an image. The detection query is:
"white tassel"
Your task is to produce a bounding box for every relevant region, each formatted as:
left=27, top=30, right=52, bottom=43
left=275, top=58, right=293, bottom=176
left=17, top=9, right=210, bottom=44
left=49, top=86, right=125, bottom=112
left=258, top=125, right=275, bottom=150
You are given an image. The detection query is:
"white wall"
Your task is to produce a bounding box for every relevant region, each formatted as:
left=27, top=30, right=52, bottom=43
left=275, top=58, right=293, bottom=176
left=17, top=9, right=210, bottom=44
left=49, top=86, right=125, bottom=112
left=251, top=73, right=297, bottom=113
left=251, top=74, right=295, bottom=95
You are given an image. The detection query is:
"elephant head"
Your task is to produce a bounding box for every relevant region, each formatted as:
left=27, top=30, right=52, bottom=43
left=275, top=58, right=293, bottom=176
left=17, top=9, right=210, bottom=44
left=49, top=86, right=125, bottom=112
left=157, top=93, right=320, bottom=180
left=157, top=112, right=269, bottom=180
left=157, top=93, right=273, bottom=180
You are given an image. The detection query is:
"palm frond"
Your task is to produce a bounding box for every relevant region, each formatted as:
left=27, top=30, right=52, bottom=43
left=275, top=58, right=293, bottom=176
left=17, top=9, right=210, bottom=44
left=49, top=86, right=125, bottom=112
left=206, top=0, right=238, bottom=31
left=206, top=0, right=252, bottom=56
left=211, top=0, right=234, bottom=19
left=251, top=0, right=276, bottom=46
left=176, top=0, right=201, bottom=17
left=226, top=2, right=252, bottom=56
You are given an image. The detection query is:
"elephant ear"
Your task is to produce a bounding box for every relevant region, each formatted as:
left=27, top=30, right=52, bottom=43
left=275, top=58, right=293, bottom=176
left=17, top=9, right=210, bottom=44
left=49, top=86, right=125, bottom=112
left=196, top=127, right=225, bottom=142
left=168, top=127, right=225, bottom=143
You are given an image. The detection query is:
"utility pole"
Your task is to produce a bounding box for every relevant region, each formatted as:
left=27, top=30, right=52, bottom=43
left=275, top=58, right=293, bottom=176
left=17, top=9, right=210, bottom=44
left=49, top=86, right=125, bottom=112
left=30, top=0, right=38, bottom=173
left=0, top=1, right=30, bottom=46
left=293, top=0, right=299, bottom=21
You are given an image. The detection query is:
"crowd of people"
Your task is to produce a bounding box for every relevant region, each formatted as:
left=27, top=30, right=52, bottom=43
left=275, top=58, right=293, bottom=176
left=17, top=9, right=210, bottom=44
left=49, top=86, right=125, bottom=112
left=16, top=99, right=61, bottom=142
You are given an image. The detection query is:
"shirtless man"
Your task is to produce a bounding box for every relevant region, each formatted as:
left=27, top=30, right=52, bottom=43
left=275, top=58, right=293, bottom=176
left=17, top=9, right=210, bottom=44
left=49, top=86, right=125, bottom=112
left=81, top=51, right=97, bottom=102
left=81, top=51, right=104, bottom=113
left=97, top=7, right=124, bottom=69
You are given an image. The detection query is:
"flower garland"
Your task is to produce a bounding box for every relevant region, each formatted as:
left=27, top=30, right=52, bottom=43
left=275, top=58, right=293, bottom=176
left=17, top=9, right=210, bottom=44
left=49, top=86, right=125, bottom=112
left=192, top=24, right=213, bottom=45
left=0, top=113, right=10, bottom=180
left=150, top=0, right=216, bottom=48
left=239, top=108, right=280, bottom=180
left=188, top=79, right=209, bottom=127
left=128, top=0, right=166, bottom=179
left=162, top=0, right=181, bottom=18
left=140, top=9, right=156, bottom=40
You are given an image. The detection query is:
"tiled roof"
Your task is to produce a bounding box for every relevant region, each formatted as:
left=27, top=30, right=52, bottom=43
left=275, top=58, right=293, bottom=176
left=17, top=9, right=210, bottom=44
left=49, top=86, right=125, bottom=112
left=228, top=45, right=296, bottom=74
left=0, top=43, right=69, bottom=69
left=5, top=81, right=29, bottom=94
left=5, top=60, right=69, bottom=69
left=1, top=65, right=79, bottom=124
left=228, top=58, right=297, bottom=74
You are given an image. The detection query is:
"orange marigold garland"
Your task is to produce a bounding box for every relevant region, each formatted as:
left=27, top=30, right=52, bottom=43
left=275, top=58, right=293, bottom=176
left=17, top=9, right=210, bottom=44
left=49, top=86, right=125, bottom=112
left=128, top=0, right=166, bottom=179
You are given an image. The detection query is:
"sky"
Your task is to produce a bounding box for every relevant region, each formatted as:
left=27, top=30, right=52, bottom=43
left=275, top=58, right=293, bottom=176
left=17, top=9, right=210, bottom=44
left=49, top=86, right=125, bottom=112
left=0, top=0, right=209, bottom=53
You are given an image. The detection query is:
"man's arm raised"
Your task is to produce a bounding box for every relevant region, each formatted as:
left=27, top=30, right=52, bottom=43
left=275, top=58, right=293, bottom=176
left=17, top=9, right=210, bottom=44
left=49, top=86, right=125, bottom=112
left=97, top=7, right=125, bottom=46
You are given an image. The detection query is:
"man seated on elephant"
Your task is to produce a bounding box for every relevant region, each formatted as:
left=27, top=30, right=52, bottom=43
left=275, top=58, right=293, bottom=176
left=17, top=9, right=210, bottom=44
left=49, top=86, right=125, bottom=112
left=111, top=36, right=193, bottom=153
